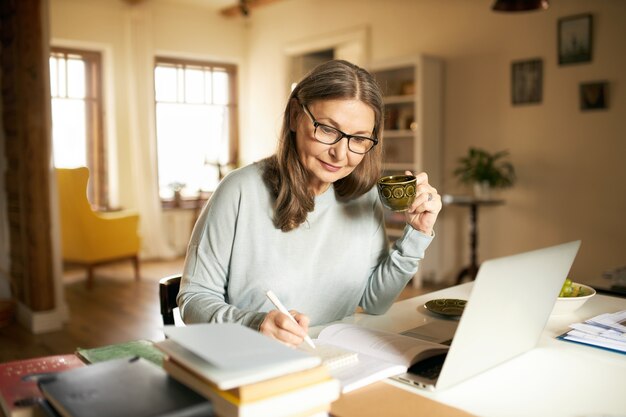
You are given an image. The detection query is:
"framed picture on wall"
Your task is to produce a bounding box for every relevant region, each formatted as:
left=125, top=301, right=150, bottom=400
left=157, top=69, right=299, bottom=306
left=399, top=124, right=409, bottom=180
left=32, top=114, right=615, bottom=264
left=511, top=58, right=543, bottom=105
left=580, top=81, right=608, bottom=111
left=558, top=14, right=593, bottom=65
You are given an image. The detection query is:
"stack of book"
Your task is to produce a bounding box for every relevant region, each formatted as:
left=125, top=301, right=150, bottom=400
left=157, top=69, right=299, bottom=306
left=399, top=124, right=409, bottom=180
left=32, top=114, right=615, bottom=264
left=156, top=323, right=341, bottom=417
left=557, top=309, right=626, bottom=354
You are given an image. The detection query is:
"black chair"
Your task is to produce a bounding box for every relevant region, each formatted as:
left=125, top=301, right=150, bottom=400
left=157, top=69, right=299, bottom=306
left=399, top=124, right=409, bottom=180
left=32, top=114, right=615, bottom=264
left=159, top=274, right=182, bottom=325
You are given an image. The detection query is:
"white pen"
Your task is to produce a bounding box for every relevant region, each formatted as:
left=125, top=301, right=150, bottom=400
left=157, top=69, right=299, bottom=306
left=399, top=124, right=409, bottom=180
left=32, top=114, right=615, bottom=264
left=265, top=290, right=316, bottom=349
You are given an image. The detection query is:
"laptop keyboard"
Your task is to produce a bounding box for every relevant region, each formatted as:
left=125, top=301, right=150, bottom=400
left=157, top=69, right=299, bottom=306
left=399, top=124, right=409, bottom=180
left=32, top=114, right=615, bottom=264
left=407, top=352, right=448, bottom=380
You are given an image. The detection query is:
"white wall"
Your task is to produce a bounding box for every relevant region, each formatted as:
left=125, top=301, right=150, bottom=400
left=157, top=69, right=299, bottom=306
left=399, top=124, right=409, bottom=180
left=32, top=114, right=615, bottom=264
left=245, top=0, right=626, bottom=283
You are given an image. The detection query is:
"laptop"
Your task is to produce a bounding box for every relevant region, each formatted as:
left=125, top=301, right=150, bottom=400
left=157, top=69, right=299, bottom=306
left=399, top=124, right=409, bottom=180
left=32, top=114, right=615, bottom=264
left=393, top=240, right=581, bottom=391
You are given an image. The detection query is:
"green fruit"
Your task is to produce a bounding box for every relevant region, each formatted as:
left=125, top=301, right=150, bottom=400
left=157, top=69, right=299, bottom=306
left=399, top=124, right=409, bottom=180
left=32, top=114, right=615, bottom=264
left=559, top=278, right=573, bottom=297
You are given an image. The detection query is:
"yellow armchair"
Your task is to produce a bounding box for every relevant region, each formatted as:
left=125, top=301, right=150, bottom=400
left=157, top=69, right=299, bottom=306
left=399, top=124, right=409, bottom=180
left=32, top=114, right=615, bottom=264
left=56, top=167, right=141, bottom=288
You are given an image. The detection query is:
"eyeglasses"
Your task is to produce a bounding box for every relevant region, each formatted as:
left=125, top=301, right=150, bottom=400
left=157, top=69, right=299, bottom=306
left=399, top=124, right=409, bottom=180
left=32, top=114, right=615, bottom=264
left=301, top=105, right=378, bottom=154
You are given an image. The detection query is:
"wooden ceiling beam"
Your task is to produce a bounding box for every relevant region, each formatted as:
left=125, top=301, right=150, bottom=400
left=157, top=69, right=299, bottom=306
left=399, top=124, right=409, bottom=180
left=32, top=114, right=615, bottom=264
left=121, top=0, right=147, bottom=5
left=220, top=0, right=283, bottom=17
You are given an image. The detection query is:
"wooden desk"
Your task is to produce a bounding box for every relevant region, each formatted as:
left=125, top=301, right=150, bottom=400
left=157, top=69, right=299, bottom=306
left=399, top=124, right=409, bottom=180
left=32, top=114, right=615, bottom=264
left=315, top=284, right=626, bottom=417
left=331, top=381, right=474, bottom=417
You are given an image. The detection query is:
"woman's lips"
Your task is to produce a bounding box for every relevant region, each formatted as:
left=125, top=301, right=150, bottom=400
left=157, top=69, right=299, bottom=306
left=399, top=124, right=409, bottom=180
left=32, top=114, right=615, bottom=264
left=319, top=160, right=341, bottom=172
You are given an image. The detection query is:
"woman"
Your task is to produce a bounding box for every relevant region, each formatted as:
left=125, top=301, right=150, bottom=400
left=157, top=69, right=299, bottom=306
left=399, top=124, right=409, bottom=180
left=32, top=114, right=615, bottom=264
left=177, top=59, right=442, bottom=347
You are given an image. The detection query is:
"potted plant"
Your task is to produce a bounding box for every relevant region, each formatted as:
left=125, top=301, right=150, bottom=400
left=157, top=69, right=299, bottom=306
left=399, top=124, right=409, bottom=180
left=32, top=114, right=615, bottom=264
left=168, top=181, right=186, bottom=207
left=453, top=147, right=516, bottom=198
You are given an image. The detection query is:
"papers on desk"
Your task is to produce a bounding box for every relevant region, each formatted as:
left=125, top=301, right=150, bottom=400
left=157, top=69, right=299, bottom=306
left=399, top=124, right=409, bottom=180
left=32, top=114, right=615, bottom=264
left=557, top=310, right=626, bottom=354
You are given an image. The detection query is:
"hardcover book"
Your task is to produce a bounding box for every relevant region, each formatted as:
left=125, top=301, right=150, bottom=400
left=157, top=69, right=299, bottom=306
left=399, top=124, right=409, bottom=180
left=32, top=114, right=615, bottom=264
left=200, top=377, right=339, bottom=417
left=38, top=357, right=213, bottom=417
left=0, top=354, right=85, bottom=417
left=75, top=339, right=165, bottom=366
left=157, top=323, right=321, bottom=390
left=163, top=358, right=332, bottom=403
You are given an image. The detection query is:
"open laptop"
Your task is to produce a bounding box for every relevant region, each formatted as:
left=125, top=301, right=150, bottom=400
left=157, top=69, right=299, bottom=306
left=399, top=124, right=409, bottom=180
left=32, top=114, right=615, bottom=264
left=393, top=240, right=581, bottom=391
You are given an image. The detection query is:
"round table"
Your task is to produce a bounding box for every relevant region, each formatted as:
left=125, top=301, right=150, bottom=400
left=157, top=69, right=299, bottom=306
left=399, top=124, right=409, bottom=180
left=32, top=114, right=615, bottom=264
left=443, top=195, right=505, bottom=284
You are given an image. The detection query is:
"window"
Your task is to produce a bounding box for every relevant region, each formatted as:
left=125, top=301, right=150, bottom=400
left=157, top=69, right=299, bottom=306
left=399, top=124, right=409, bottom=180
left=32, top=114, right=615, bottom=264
left=50, top=48, right=107, bottom=209
left=154, top=57, right=238, bottom=202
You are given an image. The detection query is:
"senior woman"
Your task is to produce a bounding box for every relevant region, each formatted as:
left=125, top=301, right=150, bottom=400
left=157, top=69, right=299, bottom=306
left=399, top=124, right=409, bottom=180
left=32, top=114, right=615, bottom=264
left=177, top=59, right=442, bottom=347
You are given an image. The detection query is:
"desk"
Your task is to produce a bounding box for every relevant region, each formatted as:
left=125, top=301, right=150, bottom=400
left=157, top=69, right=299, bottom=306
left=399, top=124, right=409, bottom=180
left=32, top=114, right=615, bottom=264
left=316, top=283, right=626, bottom=417
left=443, top=195, right=504, bottom=284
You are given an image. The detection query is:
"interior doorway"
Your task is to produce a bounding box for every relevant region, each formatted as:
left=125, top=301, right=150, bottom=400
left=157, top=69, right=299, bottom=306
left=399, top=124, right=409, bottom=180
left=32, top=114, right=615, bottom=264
left=284, top=26, right=368, bottom=94
left=288, top=49, right=334, bottom=91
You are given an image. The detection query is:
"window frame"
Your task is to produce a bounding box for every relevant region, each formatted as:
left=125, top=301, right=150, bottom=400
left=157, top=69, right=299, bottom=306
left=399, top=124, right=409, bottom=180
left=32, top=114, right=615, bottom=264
left=153, top=56, right=239, bottom=208
left=50, top=47, right=108, bottom=210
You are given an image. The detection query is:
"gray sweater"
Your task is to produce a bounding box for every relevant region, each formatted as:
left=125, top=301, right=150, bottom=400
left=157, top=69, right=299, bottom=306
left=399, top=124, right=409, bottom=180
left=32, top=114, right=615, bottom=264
left=177, top=162, right=433, bottom=330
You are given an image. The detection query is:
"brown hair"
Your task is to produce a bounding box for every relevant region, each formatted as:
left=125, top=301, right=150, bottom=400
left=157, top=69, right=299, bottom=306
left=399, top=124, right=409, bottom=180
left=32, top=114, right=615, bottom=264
left=262, top=59, right=384, bottom=232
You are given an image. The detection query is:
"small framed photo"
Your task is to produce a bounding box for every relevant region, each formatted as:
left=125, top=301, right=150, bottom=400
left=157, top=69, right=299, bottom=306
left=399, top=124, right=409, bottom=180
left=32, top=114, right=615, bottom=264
left=580, top=81, right=608, bottom=111
left=558, top=14, right=593, bottom=65
left=511, top=59, right=543, bottom=105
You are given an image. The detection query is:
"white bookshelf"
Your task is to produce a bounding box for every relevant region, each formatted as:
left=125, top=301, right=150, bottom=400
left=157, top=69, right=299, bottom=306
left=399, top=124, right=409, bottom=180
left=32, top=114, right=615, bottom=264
left=369, top=55, right=444, bottom=286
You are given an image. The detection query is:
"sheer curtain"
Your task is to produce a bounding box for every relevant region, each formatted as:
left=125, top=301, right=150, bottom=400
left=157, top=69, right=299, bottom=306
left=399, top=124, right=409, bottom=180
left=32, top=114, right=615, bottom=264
left=123, top=5, right=175, bottom=260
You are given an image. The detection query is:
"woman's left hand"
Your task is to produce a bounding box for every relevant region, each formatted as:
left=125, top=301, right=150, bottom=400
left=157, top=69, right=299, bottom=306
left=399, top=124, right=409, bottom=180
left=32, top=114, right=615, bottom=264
left=404, top=171, right=442, bottom=236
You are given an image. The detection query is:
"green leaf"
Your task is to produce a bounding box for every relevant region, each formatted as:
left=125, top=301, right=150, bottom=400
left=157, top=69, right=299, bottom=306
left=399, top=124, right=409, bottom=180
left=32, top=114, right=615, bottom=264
left=453, top=147, right=516, bottom=188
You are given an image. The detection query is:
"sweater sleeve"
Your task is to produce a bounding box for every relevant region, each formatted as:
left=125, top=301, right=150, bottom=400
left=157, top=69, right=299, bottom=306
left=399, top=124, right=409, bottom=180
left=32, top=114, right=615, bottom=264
left=359, top=198, right=433, bottom=315
left=176, top=173, right=267, bottom=330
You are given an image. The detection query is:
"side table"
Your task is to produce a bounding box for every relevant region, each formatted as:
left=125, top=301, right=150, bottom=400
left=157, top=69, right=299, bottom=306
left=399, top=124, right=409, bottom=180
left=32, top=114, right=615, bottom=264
left=443, top=195, right=505, bottom=284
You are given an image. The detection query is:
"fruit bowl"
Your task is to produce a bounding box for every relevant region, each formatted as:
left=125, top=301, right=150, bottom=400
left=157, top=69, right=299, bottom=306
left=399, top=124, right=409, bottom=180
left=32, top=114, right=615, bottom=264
left=551, top=282, right=596, bottom=315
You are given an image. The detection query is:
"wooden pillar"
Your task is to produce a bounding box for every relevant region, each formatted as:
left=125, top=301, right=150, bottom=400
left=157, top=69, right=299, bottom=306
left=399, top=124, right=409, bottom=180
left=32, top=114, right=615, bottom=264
left=0, top=0, right=55, bottom=311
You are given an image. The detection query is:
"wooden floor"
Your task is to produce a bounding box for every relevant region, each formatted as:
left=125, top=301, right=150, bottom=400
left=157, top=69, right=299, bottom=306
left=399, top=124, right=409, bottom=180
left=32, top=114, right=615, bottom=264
left=0, top=258, right=444, bottom=363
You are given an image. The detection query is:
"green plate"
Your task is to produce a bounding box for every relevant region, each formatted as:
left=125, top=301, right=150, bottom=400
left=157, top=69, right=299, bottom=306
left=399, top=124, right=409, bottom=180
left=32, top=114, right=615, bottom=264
left=424, top=299, right=467, bottom=317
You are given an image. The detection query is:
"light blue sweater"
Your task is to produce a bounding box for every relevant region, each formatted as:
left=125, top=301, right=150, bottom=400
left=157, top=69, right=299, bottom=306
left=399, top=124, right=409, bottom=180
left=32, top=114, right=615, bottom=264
left=177, top=162, right=433, bottom=330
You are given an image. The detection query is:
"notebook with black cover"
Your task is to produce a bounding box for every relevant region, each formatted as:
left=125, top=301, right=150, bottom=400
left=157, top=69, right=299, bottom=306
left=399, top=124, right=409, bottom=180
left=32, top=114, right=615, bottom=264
left=38, top=356, right=213, bottom=417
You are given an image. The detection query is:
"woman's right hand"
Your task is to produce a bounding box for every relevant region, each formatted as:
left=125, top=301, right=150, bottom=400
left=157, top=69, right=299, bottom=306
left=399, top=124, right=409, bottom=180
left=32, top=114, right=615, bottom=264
left=259, top=309, right=311, bottom=348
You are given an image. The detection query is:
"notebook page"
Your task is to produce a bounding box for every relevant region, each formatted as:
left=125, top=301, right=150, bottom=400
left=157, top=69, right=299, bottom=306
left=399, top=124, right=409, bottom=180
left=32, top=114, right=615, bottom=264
left=299, top=342, right=359, bottom=370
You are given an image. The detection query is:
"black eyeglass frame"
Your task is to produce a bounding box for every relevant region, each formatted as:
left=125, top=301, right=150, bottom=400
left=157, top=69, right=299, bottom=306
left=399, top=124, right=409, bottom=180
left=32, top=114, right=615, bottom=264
left=301, top=104, right=378, bottom=155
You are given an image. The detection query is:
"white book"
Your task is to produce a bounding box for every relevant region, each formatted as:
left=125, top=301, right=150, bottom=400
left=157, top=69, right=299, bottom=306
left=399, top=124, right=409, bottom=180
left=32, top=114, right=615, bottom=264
left=157, top=323, right=321, bottom=390
left=312, top=323, right=449, bottom=393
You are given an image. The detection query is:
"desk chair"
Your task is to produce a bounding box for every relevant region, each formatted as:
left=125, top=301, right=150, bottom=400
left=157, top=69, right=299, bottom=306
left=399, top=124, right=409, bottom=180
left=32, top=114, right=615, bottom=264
left=159, top=274, right=182, bottom=326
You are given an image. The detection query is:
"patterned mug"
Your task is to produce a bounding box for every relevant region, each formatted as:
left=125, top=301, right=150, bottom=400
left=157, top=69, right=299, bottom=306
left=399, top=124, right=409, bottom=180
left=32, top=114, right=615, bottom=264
left=377, top=175, right=417, bottom=212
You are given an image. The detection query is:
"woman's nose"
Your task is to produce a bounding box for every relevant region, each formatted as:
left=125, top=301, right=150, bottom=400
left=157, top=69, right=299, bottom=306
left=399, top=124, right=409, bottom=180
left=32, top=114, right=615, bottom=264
left=328, top=137, right=349, bottom=160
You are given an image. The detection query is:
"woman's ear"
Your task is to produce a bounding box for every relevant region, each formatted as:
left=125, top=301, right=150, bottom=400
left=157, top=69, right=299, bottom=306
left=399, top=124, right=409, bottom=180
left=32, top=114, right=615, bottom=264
left=288, top=98, right=300, bottom=132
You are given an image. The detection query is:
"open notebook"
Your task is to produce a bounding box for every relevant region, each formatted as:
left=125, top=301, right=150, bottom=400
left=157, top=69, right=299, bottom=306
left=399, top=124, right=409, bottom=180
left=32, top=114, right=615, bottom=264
left=299, top=343, right=359, bottom=371
left=299, top=324, right=448, bottom=393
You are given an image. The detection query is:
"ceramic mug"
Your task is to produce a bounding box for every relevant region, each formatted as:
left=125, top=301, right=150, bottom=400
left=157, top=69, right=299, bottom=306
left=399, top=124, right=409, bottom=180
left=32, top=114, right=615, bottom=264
left=377, top=174, right=417, bottom=212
